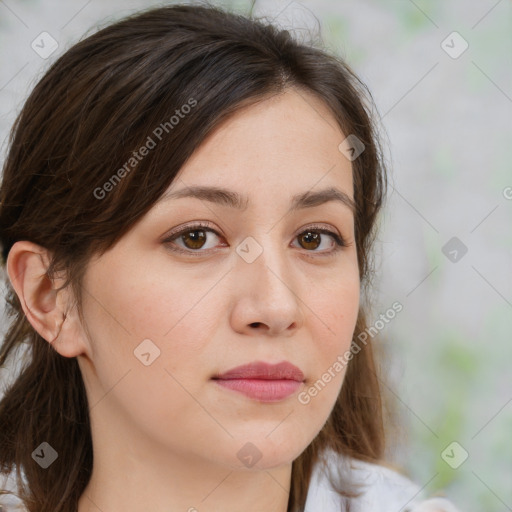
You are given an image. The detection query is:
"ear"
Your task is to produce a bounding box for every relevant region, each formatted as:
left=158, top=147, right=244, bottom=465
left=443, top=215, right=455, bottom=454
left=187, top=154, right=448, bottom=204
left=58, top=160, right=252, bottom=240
left=6, top=240, right=88, bottom=358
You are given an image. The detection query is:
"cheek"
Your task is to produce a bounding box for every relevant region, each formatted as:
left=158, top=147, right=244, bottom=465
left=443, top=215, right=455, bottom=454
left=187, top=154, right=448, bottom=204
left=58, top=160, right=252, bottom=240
left=309, top=273, right=360, bottom=349
left=80, top=266, right=231, bottom=440
left=300, top=275, right=359, bottom=413
left=79, top=268, right=221, bottom=444
left=85, top=256, right=220, bottom=351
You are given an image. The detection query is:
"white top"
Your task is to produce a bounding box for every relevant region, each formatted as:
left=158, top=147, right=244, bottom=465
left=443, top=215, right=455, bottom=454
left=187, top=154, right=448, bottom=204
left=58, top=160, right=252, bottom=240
left=304, top=448, right=461, bottom=512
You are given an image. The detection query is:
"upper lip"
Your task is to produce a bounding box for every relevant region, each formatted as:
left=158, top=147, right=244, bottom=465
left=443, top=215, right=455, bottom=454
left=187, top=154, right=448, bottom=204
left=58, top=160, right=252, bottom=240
left=213, top=361, right=305, bottom=381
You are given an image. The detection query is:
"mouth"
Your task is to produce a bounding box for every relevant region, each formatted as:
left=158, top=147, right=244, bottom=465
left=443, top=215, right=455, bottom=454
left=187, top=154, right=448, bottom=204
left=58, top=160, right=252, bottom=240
left=212, top=361, right=305, bottom=402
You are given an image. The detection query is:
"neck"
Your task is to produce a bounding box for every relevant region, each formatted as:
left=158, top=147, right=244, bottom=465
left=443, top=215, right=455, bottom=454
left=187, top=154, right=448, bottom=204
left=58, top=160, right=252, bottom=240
left=77, top=437, right=292, bottom=512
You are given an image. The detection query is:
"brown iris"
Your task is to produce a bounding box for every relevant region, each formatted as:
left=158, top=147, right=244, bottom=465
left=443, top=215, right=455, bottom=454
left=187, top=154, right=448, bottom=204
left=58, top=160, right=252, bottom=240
left=181, top=230, right=207, bottom=249
left=298, top=231, right=321, bottom=250
left=179, top=228, right=325, bottom=251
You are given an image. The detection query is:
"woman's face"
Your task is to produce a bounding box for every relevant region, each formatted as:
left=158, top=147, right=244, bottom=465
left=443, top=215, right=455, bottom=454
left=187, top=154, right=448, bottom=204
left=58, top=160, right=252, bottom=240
left=74, top=87, right=360, bottom=470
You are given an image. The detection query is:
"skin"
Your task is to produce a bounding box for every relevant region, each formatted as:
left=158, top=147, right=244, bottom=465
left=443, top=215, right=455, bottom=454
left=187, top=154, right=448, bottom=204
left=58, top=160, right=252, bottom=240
left=7, top=87, right=360, bottom=512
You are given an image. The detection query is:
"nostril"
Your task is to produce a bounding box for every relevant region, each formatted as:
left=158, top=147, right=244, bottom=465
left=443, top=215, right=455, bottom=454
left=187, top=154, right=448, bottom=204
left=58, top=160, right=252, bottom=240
left=250, top=322, right=262, bottom=328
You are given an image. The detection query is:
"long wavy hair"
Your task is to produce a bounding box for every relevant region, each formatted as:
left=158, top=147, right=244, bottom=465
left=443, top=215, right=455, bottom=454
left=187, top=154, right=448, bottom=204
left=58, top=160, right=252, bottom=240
left=0, top=3, right=388, bottom=511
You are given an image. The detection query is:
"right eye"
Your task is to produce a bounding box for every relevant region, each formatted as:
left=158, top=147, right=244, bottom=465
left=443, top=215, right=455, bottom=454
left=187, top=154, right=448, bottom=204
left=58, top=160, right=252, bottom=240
left=162, top=222, right=228, bottom=255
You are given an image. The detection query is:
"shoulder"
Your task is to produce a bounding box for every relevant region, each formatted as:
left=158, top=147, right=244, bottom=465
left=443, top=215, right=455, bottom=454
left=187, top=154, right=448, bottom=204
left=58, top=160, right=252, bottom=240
left=304, top=448, right=461, bottom=512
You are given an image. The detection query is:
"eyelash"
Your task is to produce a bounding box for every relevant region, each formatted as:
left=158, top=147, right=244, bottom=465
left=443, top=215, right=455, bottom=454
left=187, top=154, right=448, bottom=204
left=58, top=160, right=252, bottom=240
left=162, top=221, right=347, bottom=258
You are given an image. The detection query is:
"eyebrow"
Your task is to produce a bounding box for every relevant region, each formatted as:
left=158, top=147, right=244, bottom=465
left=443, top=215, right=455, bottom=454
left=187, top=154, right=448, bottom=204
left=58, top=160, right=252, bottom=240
left=158, top=185, right=356, bottom=215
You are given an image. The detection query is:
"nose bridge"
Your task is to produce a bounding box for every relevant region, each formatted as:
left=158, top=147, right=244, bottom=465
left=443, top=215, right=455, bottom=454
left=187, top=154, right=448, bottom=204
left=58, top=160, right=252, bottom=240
left=232, top=231, right=304, bottom=335
left=238, top=232, right=293, bottom=297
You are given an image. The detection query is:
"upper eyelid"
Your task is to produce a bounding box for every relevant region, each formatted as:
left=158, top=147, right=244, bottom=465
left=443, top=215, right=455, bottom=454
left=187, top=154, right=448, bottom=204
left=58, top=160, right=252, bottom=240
left=163, top=224, right=345, bottom=258
left=164, top=222, right=342, bottom=240
left=163, top=226, right=347, bottom=261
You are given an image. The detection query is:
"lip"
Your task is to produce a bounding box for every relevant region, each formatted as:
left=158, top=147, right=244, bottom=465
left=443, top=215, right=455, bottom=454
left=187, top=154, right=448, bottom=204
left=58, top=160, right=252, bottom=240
left=212, top=361, right=305, bottom=402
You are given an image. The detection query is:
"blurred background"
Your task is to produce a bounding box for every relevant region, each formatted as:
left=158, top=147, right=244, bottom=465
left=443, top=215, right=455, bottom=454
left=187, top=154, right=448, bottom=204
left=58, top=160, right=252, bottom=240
left=0, top=0, right=511, bottom=510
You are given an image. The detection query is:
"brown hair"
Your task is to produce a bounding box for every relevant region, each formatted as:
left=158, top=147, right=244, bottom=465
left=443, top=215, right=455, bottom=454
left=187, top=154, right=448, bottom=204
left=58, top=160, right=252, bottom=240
left=0, top=3, right=387, bottom=511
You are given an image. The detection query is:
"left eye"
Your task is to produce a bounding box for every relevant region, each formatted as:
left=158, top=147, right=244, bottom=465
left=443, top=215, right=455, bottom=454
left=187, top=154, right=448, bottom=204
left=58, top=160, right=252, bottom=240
left=163, top=223, right=345, bottom=256
left=291, top=229, right=343, bottom=252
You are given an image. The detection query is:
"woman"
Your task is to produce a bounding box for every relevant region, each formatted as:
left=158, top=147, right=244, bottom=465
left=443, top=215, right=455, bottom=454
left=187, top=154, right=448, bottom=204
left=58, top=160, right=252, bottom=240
left=0, top=4, right=460, bottom=511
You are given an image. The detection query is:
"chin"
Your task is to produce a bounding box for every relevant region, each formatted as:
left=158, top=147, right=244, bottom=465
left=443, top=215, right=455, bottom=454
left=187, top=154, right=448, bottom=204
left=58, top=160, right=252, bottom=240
left=220, top=435, right=307, bottom=471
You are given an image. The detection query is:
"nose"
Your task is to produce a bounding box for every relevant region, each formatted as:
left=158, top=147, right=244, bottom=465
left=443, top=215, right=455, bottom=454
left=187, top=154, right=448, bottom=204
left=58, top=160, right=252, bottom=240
left=229, top=241, right=304, bottom=337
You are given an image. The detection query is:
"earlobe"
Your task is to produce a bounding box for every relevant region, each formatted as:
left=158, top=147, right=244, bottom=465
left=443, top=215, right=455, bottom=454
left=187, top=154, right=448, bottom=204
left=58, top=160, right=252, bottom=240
left=6, top=241, right=77, bottom=353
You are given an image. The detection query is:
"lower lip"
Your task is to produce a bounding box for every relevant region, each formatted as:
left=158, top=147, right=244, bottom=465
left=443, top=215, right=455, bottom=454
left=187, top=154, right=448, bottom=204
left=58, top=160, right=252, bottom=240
left=213, top=378, right=303, bottom=402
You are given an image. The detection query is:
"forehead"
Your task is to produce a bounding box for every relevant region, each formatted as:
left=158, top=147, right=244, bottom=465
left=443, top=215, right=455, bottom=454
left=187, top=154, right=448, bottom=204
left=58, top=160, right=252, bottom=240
left=168, top=88, right=354, bottom=201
